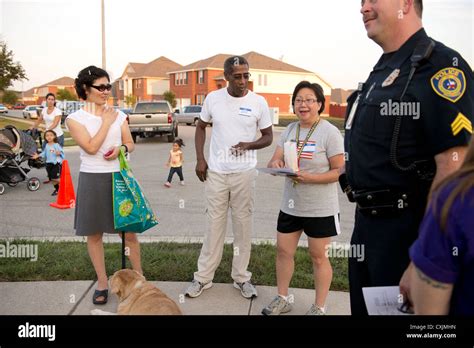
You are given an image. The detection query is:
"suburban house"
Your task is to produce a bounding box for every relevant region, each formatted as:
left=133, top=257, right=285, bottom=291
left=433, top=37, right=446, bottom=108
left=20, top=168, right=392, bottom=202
left=21, top=88, right=37, bottom=105
left=114, top=56, right=182, bottom=107
left=168, top=51, right=332, bottom=114
left=19, top=76, right=76, bottom=105
left=329, top=88, right=354, bottom=118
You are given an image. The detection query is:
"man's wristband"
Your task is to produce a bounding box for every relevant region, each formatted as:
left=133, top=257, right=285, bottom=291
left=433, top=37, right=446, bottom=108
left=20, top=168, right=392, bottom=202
left=121, top=144, right=129, bottom=153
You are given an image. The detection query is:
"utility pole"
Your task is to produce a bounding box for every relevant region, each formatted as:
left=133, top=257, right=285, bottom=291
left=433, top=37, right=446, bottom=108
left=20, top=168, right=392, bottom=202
left=101, top=0, right=106, bottom=70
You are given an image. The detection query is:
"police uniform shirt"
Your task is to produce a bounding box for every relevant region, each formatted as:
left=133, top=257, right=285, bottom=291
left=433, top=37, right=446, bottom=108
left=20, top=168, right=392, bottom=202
left=344, top=28, right=473, bottom=191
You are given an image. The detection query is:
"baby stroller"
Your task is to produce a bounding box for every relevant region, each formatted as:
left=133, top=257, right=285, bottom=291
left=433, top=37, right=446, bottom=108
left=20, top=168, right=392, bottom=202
left=0, top=125, right=44, bottom=195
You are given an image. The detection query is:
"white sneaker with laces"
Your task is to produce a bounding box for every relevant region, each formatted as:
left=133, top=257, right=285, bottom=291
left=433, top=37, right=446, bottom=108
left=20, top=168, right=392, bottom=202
left=233, top=280, right=258, bottom=298
left=262, top=295, right=293, bottom=315
left=306, top=304, right=326, bottom=315
left=185, top=279, right=212, bottom=298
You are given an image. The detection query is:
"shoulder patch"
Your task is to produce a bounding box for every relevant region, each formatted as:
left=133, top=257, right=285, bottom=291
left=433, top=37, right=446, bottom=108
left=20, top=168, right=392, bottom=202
left=451, top=112, right=472, bottom=136
left=431, top=68, right=466, bottom=103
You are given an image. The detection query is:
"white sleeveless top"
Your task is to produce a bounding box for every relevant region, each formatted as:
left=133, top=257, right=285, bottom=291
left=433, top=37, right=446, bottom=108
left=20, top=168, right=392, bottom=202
left=42, top=107, right=64, bottom=137
left=66, top=109, right=127, bottom=173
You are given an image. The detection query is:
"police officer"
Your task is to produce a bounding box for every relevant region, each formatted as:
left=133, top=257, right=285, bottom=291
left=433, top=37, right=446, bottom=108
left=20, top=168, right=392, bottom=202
left=343, top=0, right=473, bottom=315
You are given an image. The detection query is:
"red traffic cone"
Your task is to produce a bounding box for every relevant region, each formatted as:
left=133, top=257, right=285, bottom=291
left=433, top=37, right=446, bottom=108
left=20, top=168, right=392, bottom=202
left=50, top=160, right=76, bottom=209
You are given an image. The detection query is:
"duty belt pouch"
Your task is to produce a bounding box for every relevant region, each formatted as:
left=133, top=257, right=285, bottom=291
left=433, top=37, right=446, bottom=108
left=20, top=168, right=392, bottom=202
left=354, top=189, right=409, bottom=217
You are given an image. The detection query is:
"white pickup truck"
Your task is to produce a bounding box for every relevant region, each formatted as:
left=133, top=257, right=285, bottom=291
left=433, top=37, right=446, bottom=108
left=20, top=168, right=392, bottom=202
left=128, top=101, right=178, bottom=143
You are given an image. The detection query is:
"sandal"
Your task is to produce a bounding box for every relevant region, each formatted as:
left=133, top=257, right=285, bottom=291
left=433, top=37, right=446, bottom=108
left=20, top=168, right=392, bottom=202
left=92, top=289, right=108, bottom=305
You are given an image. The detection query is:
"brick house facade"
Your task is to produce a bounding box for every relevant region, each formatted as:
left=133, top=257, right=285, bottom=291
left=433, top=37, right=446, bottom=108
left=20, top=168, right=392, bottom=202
left=168, top=51, right=332, bottom=114
left=20, top=77, right=77, bottom=105
left=114, top=57, right=182, bottom=107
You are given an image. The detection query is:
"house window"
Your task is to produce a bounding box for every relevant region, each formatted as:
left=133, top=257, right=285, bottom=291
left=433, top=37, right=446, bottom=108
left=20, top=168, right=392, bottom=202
left=196, top=94, right=205, bottom=105
left=179, top=72, right=187, bottom=85
left=198, top=70, right=204, bottom=84
left=119, top=80, right=124, bottom=90
left=258, top=74, right=262, bottom=86
left=264, top=75, right=268, bottom=86
left=175, top=74, right=179, bottom=86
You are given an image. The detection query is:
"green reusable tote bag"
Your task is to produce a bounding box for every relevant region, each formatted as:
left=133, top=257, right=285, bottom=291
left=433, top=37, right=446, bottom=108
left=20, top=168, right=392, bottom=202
left=113, top=149, right=158, bottom=233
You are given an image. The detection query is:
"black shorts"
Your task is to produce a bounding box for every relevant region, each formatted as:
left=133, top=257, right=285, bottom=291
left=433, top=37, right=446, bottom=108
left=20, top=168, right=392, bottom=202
left=46, top=163, right=61, bottom=180
left=277, top=211, right=340, bottom=238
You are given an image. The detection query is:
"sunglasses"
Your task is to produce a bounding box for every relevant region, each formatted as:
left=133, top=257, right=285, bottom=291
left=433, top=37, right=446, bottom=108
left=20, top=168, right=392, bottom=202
left=90, top=84, right=112, bottom=92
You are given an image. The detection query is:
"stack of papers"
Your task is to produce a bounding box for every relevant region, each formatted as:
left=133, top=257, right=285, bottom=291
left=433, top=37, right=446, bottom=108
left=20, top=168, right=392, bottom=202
left=257, top=168, right=297, bottom=177
left=362, top=286, right=412, bottom=315
left=284, top=141, right=299, bottom=172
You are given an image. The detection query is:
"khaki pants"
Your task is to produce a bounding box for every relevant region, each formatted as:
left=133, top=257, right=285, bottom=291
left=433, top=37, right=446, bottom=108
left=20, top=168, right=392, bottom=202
left=194, top=169, right=256, bottom=284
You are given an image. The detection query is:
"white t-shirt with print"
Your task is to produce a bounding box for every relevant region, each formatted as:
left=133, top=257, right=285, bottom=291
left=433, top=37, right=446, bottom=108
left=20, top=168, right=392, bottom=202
left=278, top=120, right=344, bottom=217
left=200, top=88, right=272, bottom=173
left=66, top=109, right=127, bottom=173
left=42, top=107, right=64, bottom=137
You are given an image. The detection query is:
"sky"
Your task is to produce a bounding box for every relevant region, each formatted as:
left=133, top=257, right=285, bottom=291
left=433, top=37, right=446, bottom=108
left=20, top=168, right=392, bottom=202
left=0, top=0, right=472, bottom=92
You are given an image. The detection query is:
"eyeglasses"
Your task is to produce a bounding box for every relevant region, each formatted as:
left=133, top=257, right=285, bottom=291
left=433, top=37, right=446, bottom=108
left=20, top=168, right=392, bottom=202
left=90, top=84, right=112, bottom=92
left=232, top=73, right=251, bottom=80
left=294, top=98, right=318, bottom=105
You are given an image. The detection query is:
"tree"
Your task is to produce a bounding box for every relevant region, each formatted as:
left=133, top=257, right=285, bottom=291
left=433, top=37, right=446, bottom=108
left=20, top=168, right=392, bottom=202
left=1, top=90, right=18, bottom=105
left=0, top=41, right=27, bottom=92
left=56, top=88, right=77, bottom=101
left=163, top=90, right=177, bottom=109
left=125, top=94, right=137, bottom=108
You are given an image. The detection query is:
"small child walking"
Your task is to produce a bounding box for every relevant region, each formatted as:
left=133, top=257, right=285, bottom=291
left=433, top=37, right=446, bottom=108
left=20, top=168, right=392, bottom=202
left=164, top=138, right=185, bottom=188
left=39, top=130, right=64, bottom=195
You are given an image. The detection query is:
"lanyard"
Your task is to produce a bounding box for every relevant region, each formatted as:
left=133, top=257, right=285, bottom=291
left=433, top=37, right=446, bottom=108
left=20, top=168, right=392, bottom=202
left=295, top=118, right=320, bottom=167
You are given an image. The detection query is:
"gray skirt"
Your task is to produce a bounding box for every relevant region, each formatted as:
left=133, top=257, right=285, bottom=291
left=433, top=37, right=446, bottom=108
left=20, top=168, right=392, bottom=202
left=74, top=172, right=120, bottom=236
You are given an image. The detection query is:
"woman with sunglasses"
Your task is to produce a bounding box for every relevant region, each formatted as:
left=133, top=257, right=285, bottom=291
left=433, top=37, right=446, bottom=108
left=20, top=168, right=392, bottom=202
left=66, top=66, right=141, bottom=305
left=262, top=81, right=344, bottom=315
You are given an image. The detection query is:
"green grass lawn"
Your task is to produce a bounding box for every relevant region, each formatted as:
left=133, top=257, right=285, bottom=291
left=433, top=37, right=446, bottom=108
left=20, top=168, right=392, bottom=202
left=0, top=117, right=75, bottom=146
left=0, top=241, right=349, bottom=291
left=0, top=117, right=34, bottom=131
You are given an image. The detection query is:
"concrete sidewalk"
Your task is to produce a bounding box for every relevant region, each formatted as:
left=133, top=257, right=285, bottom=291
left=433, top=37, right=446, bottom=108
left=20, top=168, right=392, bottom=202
left=0, top=281, right=350, bottom=315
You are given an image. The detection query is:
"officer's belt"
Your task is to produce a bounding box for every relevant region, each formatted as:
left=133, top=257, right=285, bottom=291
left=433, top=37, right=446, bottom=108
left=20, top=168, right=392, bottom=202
left=353, top=189, right=410, bottom=217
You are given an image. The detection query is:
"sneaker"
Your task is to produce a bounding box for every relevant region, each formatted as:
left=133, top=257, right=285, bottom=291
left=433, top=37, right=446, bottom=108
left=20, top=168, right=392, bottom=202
left=233, top=280, right=258, bottom=299
left=51, top=190, right=58, bottom=196
left=262, top=296, right=293, bottom=315
left=164, top=182, right=171, bottom=188
left=306, top=304, right=326, bottom=315
left=185, top=279, right=212, bottom=298
left=179, top=181, right=185, bottom=186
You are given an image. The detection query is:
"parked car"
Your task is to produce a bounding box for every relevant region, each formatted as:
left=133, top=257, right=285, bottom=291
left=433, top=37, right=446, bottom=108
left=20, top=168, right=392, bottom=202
left=0, top=104, right=8, bottom=114
left=174, top=105, right=202, bottom=126
left=23, top=105, right=42, bottom=119
left=128, top=101, right=178, bottom=143
left=13, top=103, right=26, bottom=110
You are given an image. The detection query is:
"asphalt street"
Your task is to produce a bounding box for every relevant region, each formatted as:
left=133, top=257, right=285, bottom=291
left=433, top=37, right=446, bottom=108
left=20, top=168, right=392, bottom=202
left=0, top=118, right=355, bottom=245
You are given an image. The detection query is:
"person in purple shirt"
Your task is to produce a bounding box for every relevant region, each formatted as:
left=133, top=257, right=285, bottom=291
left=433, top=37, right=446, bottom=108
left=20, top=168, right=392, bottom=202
left=408, top=137, right=474, bottom=315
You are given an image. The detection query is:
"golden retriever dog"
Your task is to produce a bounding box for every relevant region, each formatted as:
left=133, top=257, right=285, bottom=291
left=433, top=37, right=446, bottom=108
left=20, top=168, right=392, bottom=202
left=91, top=269, right=182, bottom=315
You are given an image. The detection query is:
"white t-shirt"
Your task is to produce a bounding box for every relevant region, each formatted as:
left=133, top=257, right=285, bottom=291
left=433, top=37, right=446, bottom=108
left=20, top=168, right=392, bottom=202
left=42, top=107, right=64, bottom=137
left=66, top=109, right=127, bottom=173
left=200, top=88, right=273, bottom=173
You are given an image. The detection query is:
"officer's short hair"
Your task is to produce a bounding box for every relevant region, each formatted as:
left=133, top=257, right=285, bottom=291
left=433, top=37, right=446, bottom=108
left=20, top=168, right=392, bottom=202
left=292, top=81, right=325, bottom=114
left=224, top=56, right=249, bottom=76
left=414, top=0, right=423, bottom=18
